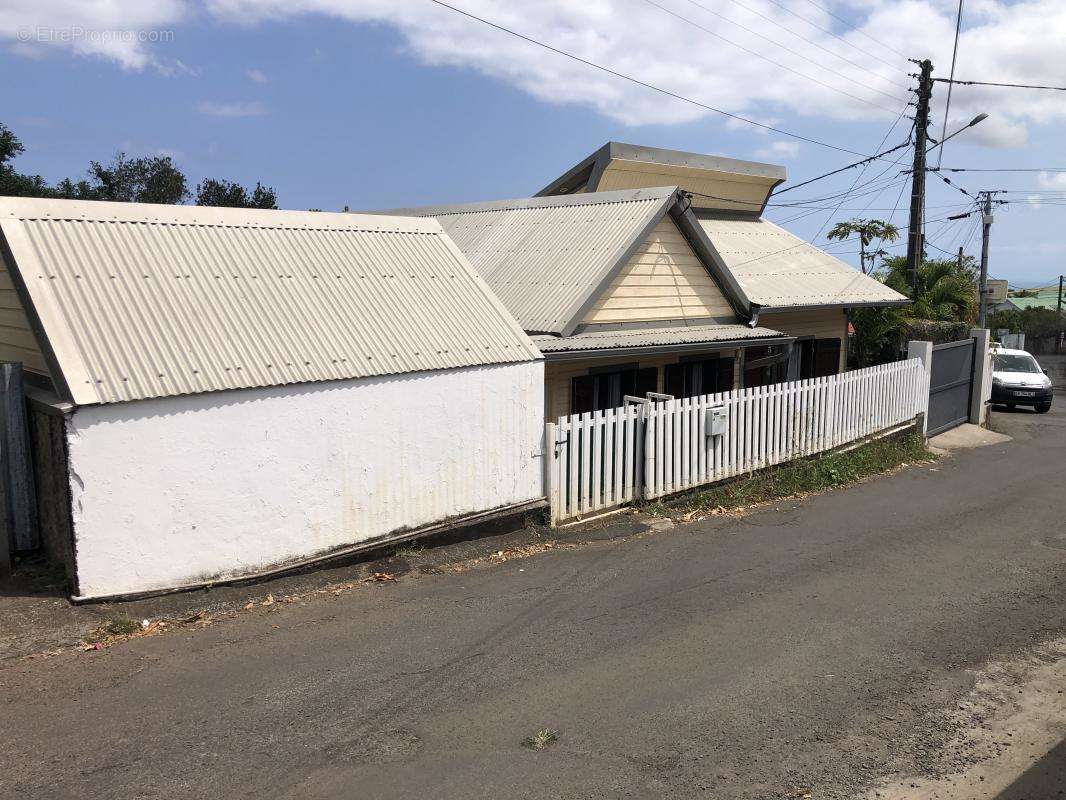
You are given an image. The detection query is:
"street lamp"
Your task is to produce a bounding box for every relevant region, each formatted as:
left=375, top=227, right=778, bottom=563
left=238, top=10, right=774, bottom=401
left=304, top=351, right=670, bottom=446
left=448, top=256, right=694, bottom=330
left=928, top=113, right=989, bottom=153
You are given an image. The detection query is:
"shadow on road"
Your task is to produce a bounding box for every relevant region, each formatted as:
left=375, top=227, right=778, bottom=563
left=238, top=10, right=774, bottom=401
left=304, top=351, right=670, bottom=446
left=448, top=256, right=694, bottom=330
left=993, top=738, right=1066, bottom=799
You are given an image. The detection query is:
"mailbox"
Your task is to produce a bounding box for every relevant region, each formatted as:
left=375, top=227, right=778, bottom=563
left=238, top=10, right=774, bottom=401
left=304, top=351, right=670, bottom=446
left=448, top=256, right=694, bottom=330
left=706, top=404, right=729, bottom=437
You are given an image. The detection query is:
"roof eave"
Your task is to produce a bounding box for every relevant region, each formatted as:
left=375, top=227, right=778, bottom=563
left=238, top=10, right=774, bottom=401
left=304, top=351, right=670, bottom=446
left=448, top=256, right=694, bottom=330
left=758, top=299, right=912, bottom=313
left=538, top=334, right=795, bottom=361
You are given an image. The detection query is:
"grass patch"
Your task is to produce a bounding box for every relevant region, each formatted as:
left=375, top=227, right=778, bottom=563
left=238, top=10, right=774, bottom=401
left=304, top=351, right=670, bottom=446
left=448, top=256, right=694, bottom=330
left=104, top=615, right=141, bottom=637
left=652, top=430, right=933, bottom=517
left=390, top=544, right=424, bottom=560
left=523, top=728, right=558, bottom=751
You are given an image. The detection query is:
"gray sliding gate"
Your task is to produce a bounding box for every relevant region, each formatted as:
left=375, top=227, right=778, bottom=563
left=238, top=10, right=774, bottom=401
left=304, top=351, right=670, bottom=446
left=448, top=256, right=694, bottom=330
left=927, top=338, right=975, bottom=436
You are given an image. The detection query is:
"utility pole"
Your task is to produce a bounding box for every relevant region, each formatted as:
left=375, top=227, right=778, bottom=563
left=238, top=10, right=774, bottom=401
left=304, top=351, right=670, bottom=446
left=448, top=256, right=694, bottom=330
left=906, top=59, right=934, bottom=290
left=977, top=191, right=994, bottom=328
left=1058, top=275, right=1064, bottom=353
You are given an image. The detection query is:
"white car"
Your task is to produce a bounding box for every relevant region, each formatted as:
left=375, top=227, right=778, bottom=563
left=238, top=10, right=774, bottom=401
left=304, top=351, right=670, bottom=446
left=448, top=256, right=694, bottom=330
left=991, top=347, right=1053, bottom=413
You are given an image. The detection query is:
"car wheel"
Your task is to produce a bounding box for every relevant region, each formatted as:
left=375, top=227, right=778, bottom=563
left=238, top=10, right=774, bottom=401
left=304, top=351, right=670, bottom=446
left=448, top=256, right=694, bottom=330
left=1036, top=403, right=1052, bottom=414
left=1006, top=403, right=1016, bottom=410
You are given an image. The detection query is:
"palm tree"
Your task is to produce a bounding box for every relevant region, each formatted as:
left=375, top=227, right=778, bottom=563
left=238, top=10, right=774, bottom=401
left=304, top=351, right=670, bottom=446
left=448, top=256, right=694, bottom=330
left=826, top=218, right=901, bottom=274
left=849, top=255, right=979, bottom=367
left=879, top=255, right=979, bottom=323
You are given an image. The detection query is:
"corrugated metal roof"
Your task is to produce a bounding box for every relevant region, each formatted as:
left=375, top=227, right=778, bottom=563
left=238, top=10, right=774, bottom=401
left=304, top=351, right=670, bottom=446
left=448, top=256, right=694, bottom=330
left=532, top=323, right=786, bottom=353
left=697, top=216, right=909, bottom=309
left=0, top=198, right=540, bottom=406
left=380, top=188, right=677, bottom=335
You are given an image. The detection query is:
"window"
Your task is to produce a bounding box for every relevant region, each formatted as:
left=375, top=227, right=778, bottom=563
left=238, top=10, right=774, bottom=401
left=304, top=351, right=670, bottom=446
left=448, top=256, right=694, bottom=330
left=571, top=365, right=658, bottom=415
left=993, top=353, right=1041, bottom=373
left=813, top=338, right=841, bottom=377
left=787, top=338, right=842, bottom=380
left=743, top=345, right=788, bottom=388
left=664, top=357, right=735, bottom=398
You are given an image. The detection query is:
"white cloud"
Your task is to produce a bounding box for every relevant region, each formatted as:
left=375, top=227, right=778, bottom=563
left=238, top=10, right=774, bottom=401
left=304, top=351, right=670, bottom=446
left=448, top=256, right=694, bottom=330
left=197, top=100, right=267, bottom=117
left=6, top=0, right=1066, bottom=148
left=755, top=140, right=801, bottom=160
left=245, top=68, right=267, bottom=83
left=0, top=0, right=187, bottom=70
left=1037, top=171, right=1066, bottom=189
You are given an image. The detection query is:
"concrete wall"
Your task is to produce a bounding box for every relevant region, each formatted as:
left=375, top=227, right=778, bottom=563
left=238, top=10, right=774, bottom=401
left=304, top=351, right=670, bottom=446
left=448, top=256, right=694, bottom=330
left=65, top=361, right=544, bottom=599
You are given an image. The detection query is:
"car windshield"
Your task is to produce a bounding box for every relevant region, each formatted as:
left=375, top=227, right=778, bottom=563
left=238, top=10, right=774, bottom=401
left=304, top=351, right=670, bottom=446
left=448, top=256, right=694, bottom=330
left=994, top=353, right=1042, bottom=373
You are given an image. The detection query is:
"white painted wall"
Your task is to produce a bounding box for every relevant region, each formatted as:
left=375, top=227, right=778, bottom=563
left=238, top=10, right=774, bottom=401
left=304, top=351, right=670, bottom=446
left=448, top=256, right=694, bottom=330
left=65, top=361, right=544, bottom=598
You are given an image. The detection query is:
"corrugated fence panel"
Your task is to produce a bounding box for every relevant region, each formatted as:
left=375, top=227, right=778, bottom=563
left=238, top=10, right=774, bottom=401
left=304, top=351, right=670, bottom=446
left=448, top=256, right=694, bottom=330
left=548, top=359, right=929, bottom=521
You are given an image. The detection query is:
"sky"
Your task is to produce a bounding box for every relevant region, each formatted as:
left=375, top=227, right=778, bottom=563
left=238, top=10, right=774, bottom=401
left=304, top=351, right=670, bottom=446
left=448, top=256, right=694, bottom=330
left=2, top=0, right=1066, bottom=286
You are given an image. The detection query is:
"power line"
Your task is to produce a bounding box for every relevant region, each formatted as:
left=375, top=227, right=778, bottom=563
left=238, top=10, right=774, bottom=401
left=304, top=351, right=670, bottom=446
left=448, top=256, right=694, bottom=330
left=729, top=104, right=913, bottom=272
left=796, top=0, right=912, bottom=62
left=761, top=0, right=908, bottom=71
left=673, top=0, right=910, bottom=101
left=934, top=78, right=1066, bottom=91
left=425, top=0, right=896, bottom=158
left=771, top=140, right=912, bottom=197
left=936, top=167, right=1066, bottom=173
left=935, top=0, right=964, bottom=170
left=639, top=0, right=902, bottom=112
left=716, top=0, right=913, bottom=91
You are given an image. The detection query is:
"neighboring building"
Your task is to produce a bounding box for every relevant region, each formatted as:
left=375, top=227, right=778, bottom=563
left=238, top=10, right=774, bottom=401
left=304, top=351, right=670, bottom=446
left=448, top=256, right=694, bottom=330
left=1007, top=283, right=1062, bottom=312
left=383, top=143, right=908, bottom=420
left=0, top=198, right=544, bottom=599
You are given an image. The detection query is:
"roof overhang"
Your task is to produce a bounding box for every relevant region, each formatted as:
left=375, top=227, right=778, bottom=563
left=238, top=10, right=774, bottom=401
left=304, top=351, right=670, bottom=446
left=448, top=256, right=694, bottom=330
left=536, top=142, right=786, bottom=215
left=536, top=336, right=794, bottom=361
left=758, top=299, right=913, bottom=314
left=532, top=323, right=791, bottom=360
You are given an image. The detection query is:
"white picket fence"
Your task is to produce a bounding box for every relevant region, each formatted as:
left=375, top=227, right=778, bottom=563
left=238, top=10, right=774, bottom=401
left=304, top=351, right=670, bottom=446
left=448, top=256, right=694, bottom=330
left=546, top=359, right=929, bottom=524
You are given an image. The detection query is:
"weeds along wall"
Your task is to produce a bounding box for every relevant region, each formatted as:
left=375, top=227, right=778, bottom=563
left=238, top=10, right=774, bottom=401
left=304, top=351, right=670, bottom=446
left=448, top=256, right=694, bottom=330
left=63, top=361, right=545, bottom=599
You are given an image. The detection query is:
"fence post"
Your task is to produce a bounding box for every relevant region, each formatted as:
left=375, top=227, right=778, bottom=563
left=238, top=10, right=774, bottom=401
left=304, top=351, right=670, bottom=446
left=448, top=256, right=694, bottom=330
left=906, top=340, right=933, bottom=436
left=969, top=328, right=992, bottom=426
left=545, top=422, right=558, bottom=526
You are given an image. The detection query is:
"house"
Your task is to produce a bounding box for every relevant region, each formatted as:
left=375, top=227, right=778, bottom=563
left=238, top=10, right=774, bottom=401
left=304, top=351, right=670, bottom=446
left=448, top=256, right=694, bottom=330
left=382, top=143, right=908, bottom=420
left=0, top=197, right=544, bottom=599
left=1006, top=283, right=1062, bottom=312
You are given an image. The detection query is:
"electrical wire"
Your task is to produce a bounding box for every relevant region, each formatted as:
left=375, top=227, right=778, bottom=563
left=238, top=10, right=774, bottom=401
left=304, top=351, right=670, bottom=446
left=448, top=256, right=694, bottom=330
left=935, top=0, right=964, bottom=170
left=672, top=0, right=911, bottom=102
left=936, top=167, right=1066, bottom=173
left=716, top=0, right=913, bottom=91
left=796, top=0, right=912, bottom=62
left=771, top=141, right=912, bottom=197
left=730, top=103, right=914, bottom=271
left=759, top=0, right=908, bottom=71
left=935, top=78, right=1066, bottom=91
left=425, top=0, right=899, bottom=158
left=638, top=0, right=903, bottom=112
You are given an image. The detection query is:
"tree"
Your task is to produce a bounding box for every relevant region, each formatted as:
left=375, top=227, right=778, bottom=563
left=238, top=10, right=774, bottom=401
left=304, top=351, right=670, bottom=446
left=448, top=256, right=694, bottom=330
left=848, top=255, right=980, bottom=368
left=826, top=218, right=900, bottom=274
left=0, top=122, right=54, bottom=198
left=879, top=255, right=978, bottom=323
left=54, top=152, right=189, bottom=204
left=195, top=178, right=278, bottom=209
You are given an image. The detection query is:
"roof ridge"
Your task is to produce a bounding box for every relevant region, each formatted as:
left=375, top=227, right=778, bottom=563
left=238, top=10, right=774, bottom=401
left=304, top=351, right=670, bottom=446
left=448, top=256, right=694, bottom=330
left=375, top=186, right=679, bottom=218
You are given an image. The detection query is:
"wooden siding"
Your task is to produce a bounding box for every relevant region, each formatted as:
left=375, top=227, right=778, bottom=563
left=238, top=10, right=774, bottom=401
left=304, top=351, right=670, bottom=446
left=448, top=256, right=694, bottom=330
left=0, top=254, right=47, bottom=374
left=582, top=218, right=735, bottom=325
left=544, top=348, right=739, bottom=421
left=759, top=308, right=849, bottom=372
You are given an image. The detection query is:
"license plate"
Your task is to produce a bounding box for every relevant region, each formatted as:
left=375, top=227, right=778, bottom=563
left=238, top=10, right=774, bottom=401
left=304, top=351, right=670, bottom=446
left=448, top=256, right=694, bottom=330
left=1015, top=391, right=1036, bottom=397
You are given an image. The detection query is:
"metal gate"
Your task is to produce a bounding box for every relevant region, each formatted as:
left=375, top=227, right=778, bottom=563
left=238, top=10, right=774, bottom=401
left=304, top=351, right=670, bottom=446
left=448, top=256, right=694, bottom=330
left=927, top=338, right=975, bottom=436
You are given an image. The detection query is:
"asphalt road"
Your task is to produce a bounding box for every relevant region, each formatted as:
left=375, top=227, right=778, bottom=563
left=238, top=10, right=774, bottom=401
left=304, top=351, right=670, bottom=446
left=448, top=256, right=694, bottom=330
left=1, top=399, right=1065, bottom=800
